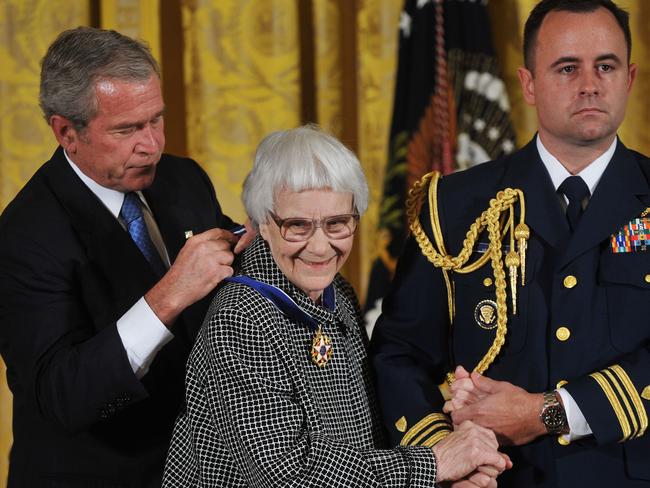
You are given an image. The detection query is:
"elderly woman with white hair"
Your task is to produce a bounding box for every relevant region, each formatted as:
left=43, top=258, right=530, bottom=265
left=163, top=125, right=510, bottom=487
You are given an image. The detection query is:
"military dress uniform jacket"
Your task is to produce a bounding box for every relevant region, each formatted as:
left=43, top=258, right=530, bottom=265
left=0, top=147, right=232, bottom=487
left=163, top=236, right=437, bottom=488
left=371, top=138, right=650, bottom=487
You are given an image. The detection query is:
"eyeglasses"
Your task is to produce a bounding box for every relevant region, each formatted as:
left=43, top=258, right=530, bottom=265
left=269, top=212, right=360, bottom=242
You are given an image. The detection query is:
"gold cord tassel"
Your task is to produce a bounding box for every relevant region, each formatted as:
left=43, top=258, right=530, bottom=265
left=406, top=173, right=529, bottom=376
left=505, top=250, right=519, bottom=315
left=515, top=223, right=530, bottom=286
left=505, top=205, right=519, bottom=314
left=514, top=190, right=529, bottom=286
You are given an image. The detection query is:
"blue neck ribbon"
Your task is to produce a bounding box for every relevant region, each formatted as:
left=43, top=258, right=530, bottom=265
left=224, top=275, right=336, bottom=332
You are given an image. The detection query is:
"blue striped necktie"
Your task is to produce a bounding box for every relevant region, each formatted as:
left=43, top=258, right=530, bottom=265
left=119, top=192, right=166, bottom=276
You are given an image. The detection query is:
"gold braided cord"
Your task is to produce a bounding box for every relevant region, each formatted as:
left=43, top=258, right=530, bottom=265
left=427, top=172, right=455, bottom=323
left=425, top=174, right=511, bottom=324
left=405, top=171, right=528, bottom=375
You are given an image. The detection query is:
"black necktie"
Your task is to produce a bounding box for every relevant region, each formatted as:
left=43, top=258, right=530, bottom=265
left=120, top=192, right=166, bottom=276
left=558, top=176, right=590, bottom=232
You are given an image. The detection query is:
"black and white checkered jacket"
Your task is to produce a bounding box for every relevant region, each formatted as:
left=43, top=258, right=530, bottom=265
left=163, top=236, right=436, bottom=487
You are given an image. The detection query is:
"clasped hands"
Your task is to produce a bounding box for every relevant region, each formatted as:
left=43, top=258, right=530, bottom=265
left=437, top=365, right=547, bottom=487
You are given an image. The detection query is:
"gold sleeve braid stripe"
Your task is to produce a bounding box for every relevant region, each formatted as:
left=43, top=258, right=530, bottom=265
left=610, top=365, right=648, bottom=437
left=399, top=413, right=452, bottom=447
left=589, top=372, right=631, bottom=441
left=590, top=364, right=648, bottom=442
left=602, top=369, right=638, bottom=435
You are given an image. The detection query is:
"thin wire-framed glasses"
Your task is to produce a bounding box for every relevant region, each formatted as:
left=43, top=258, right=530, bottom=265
left=269, top=212, right=360, bottom=242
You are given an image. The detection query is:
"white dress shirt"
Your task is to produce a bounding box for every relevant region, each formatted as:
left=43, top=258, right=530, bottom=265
left=536, top=135, right=617, bottom=441
left=65, top=151, right=173, bottom=378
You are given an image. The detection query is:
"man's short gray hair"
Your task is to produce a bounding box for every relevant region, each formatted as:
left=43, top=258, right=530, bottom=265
left=39, top=26, right=160, bottom=130
left=243, top=125, right=369, bottom=228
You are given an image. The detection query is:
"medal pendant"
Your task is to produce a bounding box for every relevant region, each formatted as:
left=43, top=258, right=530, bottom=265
left=311, top=326, right=333, bottom=367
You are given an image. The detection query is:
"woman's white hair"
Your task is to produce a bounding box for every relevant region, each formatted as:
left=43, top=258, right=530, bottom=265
left=242, top=125, right=369, bottom=228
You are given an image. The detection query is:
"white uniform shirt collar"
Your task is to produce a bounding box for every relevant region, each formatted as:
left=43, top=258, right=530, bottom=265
left=536, top=135, right=616, bottom=196
left=64, top=149, right=147, bottom=217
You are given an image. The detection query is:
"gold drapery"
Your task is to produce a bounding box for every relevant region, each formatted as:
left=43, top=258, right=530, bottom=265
left=1, top=1, right=650, bottom=485
left=100, top=0, right=161, bottom=62
left=356, top=0, right=402, bottom=297
left=181, top=0, right=302, bottom=224
left=0, top=1, right=90, bottom=484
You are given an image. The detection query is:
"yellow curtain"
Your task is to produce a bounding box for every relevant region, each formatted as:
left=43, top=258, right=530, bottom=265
left=313, top=0, right=343, bottom=137
left=0, top=2, right=90, bottom=484
left=356, top=0, right=402, bottom=298
left=182, top=0, right=302, bottom=224
left=311, top=0, right=401, bottom=298
left=1, top=2, right=650, bottom=486
left=100, top=0, right=161, bottom=62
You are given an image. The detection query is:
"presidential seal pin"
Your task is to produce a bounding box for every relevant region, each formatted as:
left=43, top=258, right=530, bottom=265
left=311, top=326, right=333, bottom=367
left=474, top=300, right=498, bottom=330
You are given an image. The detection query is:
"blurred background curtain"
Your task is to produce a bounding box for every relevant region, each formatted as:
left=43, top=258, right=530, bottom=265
left=0, top=0, right=649, bottom=484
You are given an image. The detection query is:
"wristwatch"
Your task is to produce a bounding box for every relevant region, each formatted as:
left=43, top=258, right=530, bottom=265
left=540, top=391, right=569, bottom=435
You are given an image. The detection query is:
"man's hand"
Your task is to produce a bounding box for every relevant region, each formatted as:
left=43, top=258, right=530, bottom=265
left=444, top=365, right=487, bottom=413
left=145, top=228, right=238, bottom=326
left=432, top=420, right=512, bottom=485
left=448, top=372, right=545, bottom=446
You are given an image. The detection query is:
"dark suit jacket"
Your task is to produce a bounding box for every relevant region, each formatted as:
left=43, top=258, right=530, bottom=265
left=372, top=138, right=650, bottom=487
left=0, top=147, right=233, bottom=487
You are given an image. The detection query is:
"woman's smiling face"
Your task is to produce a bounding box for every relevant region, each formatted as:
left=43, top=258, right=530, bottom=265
left=259, top=189, right=355, bottom=302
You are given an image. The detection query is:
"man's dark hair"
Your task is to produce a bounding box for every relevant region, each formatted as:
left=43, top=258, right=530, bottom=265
left=523, top=0, right=631, bottom=72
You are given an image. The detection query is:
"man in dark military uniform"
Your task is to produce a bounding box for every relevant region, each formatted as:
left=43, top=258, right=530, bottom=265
left=372, top=1, right=650, bottom=486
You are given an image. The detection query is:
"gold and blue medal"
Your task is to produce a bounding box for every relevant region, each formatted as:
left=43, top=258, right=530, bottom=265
left=311, top=325, right=333, bottom=367
left=223, top=276, right=337, bottom=369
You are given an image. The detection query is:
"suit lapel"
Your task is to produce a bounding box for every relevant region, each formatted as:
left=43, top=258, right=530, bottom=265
left=43, top=148, right=159, bottom=310
left=559, top=142, right=649, bottom=269
left=143, top=172, right=189, bottom=264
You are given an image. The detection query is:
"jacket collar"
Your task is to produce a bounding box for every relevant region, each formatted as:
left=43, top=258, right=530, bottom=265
left=497, top=138, right=648, bottom=267
left=500, top=138, right=570, bottom=251
left=558, top=141, right=648, bottom=268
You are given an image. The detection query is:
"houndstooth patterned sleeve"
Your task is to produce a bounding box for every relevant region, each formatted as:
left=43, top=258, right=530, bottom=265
left=163, top=285, right=437, bottom=488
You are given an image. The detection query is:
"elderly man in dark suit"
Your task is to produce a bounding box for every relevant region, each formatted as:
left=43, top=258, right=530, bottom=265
left=373, top=1, right=650, bottom=487
left=0, top=27, right=251, bottom=487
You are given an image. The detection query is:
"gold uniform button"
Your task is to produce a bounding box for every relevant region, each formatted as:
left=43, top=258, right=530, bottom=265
left=556, top=380, right=568, bottom=389
left=563, top=275, right=577, bottom=289
left=645, top=274, right=650, bottom=284
left=483, top=278, right=493, bottom=287
left=557, top=436, right=570, bottom=446
left=556, top=327, right=571, bottom=341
